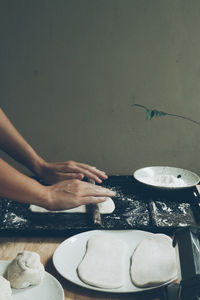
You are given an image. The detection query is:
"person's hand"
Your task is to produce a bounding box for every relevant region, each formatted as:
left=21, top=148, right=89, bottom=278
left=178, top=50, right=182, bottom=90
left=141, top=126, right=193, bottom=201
left=37, top=160, right=108, bottom=184
left=44, top=179, right=116, bottom=211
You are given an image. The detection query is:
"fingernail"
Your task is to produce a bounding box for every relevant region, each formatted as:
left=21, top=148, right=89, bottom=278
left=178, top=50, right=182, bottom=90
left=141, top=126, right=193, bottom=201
left=106, top=188, right=115, bottom=193
left=110, top=190, right=116, bottom=195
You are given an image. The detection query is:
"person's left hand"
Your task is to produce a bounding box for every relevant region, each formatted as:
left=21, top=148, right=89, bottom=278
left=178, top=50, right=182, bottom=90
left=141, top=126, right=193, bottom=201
left=37, top=160, right=108, bottom=184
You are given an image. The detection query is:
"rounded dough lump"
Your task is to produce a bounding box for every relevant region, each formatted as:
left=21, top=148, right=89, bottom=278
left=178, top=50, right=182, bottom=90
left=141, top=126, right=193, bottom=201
left=0, top=276, right=12, bottom=300
left=7, top=251, right=45, bottom=289
left=130, top=234, right=177, bottom=287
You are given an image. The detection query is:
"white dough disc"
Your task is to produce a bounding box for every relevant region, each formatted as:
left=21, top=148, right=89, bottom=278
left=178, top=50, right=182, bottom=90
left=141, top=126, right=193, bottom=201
left=130, top=234, right=177, bottom=287
left=0, top=276, right=12, bottom=300
left=7, top=251, right=45, bottom=289
left=29, top=197, right=115, bottom=214
left=77, top=234, right=128, bottom=289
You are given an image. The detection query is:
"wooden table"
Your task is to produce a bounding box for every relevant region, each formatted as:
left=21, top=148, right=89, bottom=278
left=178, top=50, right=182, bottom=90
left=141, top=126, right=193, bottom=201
left=0, top=236, right=165, bottom=300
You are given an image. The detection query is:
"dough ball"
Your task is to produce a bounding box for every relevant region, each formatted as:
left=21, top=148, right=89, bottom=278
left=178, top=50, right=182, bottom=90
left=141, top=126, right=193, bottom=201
left=0, top=275, right=12, bottom=300
left=77, top=234, right=128, bottom=289
left=7, top=251, right=45, bottom=289
left=130, top=234, right=177, bottom=287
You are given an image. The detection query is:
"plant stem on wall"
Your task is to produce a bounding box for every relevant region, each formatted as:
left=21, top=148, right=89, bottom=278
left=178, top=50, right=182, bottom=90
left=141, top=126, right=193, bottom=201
left=133, top=104, right=200, bottom=126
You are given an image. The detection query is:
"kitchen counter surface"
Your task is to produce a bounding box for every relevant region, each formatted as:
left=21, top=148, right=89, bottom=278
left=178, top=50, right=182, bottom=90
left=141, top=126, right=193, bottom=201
left=0, top=236, right=166, bottom=300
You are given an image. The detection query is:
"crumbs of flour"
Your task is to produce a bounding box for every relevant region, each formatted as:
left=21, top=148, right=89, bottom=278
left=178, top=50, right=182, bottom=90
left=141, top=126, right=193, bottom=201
left=150, top=201, right=193, bottom=227
left=147, top=175, right=185, bottom=187
left=3, top=212, right=28, bottom=228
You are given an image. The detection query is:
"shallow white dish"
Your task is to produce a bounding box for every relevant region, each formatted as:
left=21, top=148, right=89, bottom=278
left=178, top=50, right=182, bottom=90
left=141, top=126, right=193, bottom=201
left=0, top=261, right=64, bottom=300
left=134, top=166, right=200, bottom=189
left=53, top=230, right=176, bottom=293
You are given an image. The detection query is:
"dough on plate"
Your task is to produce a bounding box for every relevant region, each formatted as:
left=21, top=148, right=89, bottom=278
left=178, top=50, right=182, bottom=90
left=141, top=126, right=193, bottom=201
left=7, top=251, right=45, bottom=289
left=0, top=275, right=12, bottom=300
left=77, top=234, right=128, bottom=289
left=30, top=197, right=115, bottom=214
left=130, top=234, right=177, bottom=287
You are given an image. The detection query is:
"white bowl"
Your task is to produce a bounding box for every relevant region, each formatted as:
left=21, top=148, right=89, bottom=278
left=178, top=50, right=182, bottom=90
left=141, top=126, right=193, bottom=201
left=133, top=166, right=200, bottom=189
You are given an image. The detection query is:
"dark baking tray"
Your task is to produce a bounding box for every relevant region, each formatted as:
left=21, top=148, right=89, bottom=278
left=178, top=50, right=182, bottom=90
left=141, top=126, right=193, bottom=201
left=0, top=176, right=199, bottom=237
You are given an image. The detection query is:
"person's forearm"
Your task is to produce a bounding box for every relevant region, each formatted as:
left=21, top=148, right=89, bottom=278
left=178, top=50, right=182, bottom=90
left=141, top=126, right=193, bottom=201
left=0, top=108, right=45, bottom=175
left=0, top=158, right=49, bottom=207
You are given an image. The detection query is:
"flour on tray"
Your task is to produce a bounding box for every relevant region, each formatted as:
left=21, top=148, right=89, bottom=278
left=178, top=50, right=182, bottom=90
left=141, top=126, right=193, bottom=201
left=3, top=212, right=28, bottom=228
left=150, top=201, right=194, bottom=227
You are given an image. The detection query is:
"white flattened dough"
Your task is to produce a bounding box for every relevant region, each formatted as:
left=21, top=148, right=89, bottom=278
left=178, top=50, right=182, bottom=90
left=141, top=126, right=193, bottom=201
left=7, top=251, right=45, bottom=289
left=77, top=234, right=128, bottom=289
left=130, top=234, right=177, bottom=287
left=29, top=197, right=115, bottom=214
left=0, top=276, right=12, bottom=300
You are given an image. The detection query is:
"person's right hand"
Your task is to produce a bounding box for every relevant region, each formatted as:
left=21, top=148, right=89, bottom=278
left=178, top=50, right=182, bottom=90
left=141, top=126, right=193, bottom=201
left=44, top=179, right=116, bottom=211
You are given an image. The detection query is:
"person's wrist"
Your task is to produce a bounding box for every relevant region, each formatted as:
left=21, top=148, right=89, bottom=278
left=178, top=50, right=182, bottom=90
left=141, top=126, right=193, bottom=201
left=40, top=185, right=55, bottom=210
left=31, top=156, right=47, bottom=178
left=35, top=184, right=52, bottom=209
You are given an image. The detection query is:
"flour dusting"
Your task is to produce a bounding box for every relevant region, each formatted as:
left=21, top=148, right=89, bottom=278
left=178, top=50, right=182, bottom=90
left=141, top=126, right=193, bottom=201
left=147, top=175, right=186, bottom=187
left=3, top=212, right=28, bottom=228
left=150, top=201, right=194, bottom=227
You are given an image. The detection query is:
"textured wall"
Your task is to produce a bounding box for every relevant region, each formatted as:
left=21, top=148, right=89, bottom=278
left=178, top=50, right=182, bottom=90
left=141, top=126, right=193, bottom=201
left=0, top=0, right=200, bottom=175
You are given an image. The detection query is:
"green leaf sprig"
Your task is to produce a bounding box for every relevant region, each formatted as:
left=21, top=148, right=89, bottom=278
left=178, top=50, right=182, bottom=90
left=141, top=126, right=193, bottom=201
left=132, top=103, right=200, bottom=126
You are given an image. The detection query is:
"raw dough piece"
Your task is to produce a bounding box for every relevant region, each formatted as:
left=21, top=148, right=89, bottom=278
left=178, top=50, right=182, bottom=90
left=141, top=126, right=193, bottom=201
left=30, top=197, right=115, bottom=214
left=0, top=276, right=12, bottom=300
left=7, top=251, right=45, bottom=289
left=77, top=234, right=128, bottom=289
left=130, top=234, right=177, bottom=287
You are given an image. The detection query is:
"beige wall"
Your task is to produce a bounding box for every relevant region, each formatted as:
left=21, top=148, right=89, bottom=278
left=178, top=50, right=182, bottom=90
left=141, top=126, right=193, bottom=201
left=0, top=0, right=200, bottom=176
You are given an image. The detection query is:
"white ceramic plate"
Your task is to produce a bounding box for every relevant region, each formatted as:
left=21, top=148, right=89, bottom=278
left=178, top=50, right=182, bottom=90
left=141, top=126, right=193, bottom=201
left=0, top=261, right=64, bottom=300
left=53, top=230, right=177, bottom=293
left=133, top=166, right=200, bottom=189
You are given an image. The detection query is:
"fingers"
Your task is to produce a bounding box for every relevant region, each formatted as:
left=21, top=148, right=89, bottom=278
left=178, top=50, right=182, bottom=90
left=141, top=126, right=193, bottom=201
left=57, top=170, right=103, bottom=183
left=59, top=161, right=108, bottom=183
left=76, top=182, right=116, bottom=197
left=79, top=169, right=104, bottom=183
left=42, top=160, right=108, bottom=185
left=59, top=179, right=115, bottom=198
left=81, top=196, right=110, bottom=205
left=58, top=172, right=84, bottom=180
left=90, top=185, right=116, bottom=197
left=77, top=163, right=108, bottom=179
left=66, top=167, right=102, bottom=183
